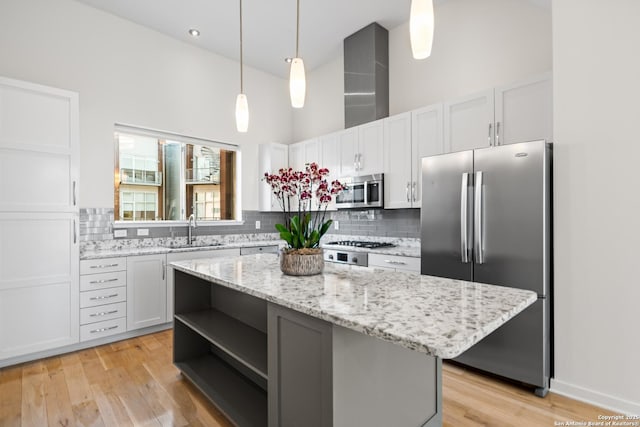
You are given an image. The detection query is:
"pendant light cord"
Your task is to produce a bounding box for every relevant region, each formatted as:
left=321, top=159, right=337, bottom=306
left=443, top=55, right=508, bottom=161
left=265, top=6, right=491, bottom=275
left=239, top=0, right=244, bottom=93
left=295, top=0, right=300, bottom=57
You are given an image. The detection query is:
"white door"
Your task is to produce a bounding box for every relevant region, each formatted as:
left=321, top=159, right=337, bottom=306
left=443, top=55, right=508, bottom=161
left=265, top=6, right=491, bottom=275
left=127, top=254, right=166, bottom=331
left=258, top=143, right=289, bottom=212
left=383, top=112, right=413, bottom=209
left=319, top=132, right=340, bottom=211
left=357, top=119, right=384, bottom=175
left=338, top=128, right=359, bottom=177
left=412, top=103, right=444, bottom=206
left=0, top=213, right=79, bottom=360
left=0, top=77, right=79, bottom=213
left=494, top=73, right=553, bottom=145
left=288, top=142, right=305, bottom=171
left=444, top=89, right=494, bottom=153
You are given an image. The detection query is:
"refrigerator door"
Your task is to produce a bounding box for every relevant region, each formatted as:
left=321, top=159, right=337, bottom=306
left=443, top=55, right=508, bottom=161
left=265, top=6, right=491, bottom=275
left=421, top=151, right=473, bottom=280
left=454, top=297, right=550, bottom=390
left=472, top=140, right=551, bottom=297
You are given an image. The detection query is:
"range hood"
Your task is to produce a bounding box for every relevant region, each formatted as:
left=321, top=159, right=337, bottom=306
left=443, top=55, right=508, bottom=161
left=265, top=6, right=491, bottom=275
left=343, top=23, right=389, bottom=128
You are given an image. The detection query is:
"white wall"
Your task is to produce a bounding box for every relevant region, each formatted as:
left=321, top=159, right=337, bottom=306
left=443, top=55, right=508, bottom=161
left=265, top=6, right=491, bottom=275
left=292, top=0, right=552, bottom=142
left=551, top=0, right=640, bottom=414
left=0, top=0, right=293, bottom=211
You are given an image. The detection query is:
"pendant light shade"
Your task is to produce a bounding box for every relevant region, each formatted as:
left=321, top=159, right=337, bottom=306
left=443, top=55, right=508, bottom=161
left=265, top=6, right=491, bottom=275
left=289, top=57, right=306, bottom=108
left=235, top=93, right=249, bottom=132
left=410, top=0, right=434, bottom=60
left=289, top=0, right=306, bottom=108
left=235, top=0, right=249, bottom=133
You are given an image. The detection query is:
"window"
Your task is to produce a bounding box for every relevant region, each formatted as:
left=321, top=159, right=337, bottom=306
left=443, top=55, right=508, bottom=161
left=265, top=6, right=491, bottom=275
left=114, top=126, right=240, bottom=222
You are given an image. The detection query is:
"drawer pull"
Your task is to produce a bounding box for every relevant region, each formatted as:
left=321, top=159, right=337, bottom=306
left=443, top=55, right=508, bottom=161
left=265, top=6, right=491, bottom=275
left=90, top=263, right=120, bottom=269
left=90, top=293, right=119, bottom=301
left=384, top=260, right=407, bottom=265
left=90, top=310, right=118, bottom=317
left=90, top=325, right=118, bottom=333
left=89, top=278, right=119, bottom=284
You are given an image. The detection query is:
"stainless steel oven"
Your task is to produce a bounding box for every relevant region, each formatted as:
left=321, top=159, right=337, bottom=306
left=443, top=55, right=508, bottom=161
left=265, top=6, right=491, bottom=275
left=335, top=174, right=384, bottom=209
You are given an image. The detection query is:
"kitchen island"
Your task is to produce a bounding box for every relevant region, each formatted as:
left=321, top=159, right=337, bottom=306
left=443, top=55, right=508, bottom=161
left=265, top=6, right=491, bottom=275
left=171, top=254, right=536, bottom=427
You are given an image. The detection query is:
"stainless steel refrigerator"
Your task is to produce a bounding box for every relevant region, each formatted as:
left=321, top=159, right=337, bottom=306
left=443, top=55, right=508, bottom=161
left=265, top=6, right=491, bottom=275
left=420, top=140, right=552, bottom=397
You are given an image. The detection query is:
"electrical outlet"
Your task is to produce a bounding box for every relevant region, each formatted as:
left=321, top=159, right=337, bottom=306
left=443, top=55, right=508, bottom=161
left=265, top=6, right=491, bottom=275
left=114, top=229, right=127, bottom=238
left=255, top=220, right=261, bottom=229
left=334, top=220, right=339, bottom=230
left=137, top=228, right=149, bottom=236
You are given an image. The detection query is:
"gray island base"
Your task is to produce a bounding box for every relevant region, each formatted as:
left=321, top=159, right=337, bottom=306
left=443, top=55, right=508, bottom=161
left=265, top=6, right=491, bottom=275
left=171, top=254, right=536, bottom=427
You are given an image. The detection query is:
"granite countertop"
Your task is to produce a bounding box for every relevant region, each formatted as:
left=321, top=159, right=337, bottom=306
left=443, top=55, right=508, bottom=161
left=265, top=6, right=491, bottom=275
left=171, top=254, right=536, bottom=359
left=80, top=238, right=283, bottom=260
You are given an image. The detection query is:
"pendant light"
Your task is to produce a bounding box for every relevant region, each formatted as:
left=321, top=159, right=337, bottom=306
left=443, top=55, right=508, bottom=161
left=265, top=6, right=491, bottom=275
left=235, top=0, right=249, bottom=132
left=289, top=0, right=306, bottom=108
left=410, top=0, right=435, bottom=60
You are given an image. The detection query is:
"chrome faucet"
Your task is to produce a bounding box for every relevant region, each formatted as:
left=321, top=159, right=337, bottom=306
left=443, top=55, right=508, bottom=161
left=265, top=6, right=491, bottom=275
left=187, top=213, right=197, bottom=245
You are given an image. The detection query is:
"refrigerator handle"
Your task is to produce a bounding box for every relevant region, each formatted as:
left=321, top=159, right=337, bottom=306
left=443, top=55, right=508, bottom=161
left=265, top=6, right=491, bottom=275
left=460, top=173, right=470, bottom=263
left=474, top=171, right=485, bottom=264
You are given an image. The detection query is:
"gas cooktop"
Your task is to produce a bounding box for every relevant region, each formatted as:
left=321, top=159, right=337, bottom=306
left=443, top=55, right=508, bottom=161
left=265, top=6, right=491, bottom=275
left=326, top=240, right=395, bottom=249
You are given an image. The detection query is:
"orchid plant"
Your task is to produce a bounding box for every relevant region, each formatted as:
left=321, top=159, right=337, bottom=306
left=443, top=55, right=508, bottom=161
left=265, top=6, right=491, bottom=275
left=263, top=163, right=344, bottom=252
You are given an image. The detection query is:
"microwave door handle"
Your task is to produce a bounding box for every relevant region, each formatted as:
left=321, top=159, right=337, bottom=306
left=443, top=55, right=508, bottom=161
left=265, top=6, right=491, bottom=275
left=364, top=181, right=369, bottom=205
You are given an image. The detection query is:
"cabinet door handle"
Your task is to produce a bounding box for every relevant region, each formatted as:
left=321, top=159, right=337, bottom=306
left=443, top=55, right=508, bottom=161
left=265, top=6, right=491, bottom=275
left=90, top=310, right=118, bottom=317
left=90, top=293, right=119, bottom=301
left=496, top=121, right=501, bottom=146
left=73, top=219, right=77, bottom=244
left=406, top=183, right=410, bottom=202
left=162, top=260, right=166, bottom=280
left=89, top=278, right=118, bottom=284
left=90, top=325, right=118, bottom=334
left=384, top=260, right=407, bottom=265
left=488, top=123, right=493, bottom=146
left=354, top=153, right=358, bottom=171
left=412, top=182, right=417, bottom=202
left=73, top=181, right=77, bottom=206
left=358, top=153, right=362, bottom=171
left=90, top=263, right=120, bottom=269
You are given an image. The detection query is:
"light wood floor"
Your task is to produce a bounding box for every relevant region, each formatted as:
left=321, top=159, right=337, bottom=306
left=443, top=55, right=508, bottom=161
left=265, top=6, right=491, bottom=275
left=0, top=330, right=614, bottom=427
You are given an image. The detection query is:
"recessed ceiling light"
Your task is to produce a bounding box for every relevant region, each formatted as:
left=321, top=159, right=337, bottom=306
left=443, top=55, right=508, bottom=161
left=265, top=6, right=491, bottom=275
left=284, top=57, right=293, bottom=63
left=188, top=28, right=200, bottom=37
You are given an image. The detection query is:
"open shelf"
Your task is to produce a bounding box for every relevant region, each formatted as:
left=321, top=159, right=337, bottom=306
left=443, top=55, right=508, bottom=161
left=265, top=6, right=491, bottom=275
left=175, top=310, right=267, bottom=379
left=176, top=354, right=267, bottom=427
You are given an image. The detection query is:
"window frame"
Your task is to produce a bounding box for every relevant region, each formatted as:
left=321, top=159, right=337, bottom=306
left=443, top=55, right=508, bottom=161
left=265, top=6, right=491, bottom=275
left=113, top=123, right=243, bottom=227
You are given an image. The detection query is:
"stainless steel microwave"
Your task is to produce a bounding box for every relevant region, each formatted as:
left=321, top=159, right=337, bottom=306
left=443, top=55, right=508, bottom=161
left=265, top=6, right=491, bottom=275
left=335, top=174, right=384, bottom=209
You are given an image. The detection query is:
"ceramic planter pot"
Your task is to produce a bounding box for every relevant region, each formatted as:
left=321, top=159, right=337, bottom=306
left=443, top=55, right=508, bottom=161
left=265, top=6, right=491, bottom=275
left=280, top=248, right=324, bottom=276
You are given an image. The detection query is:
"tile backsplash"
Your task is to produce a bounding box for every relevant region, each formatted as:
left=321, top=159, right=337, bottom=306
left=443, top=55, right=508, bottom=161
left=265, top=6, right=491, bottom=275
left=79, top=208, right=420, bottom=241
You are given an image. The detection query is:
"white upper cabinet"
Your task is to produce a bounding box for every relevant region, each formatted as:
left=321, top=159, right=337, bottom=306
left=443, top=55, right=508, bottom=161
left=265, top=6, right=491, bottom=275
left=357, top=119, right=384, bottom=175
left=444, top=73, right=553, bottom=152
left=383, top=112, right=413, bottom=209
left=494, top=72, right=553, bottom=145
left=0, top=77, right=79, bottom=213
left=411, top=104, right=444, bottom=206
left=384, top=106, right=444, bottom=209
left=258, top=143, right=288, bottom=212
left=318, top=132, right=341, bottom=210
left=338, top=127, right=359, bottom=177
left=444, top=89, right=495, bottom=153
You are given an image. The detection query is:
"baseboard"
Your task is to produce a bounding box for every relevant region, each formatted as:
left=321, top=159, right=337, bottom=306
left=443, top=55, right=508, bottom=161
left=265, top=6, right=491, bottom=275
left=551, top=378, right=640, bottom=416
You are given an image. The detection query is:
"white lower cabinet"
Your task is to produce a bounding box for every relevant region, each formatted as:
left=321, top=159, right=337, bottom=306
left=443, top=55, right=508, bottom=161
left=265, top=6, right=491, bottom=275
left=368, top=253, right=420, bottom=274
left=79, top=257, right=127, bottom=342
left=127, top=254, right=167, bottom=331
left=165, top=248, right=241, bottom=322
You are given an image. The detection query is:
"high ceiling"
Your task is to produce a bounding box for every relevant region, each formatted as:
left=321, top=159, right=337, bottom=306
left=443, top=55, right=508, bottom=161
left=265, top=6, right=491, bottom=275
left=74, top=0, right=550, bottom=78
